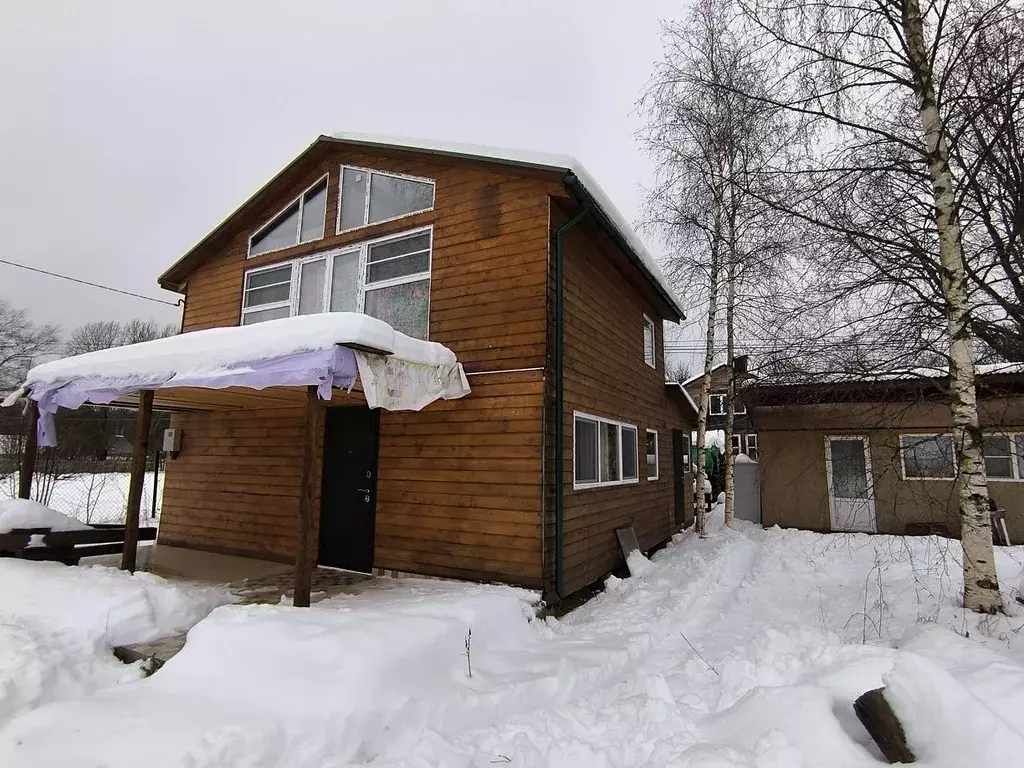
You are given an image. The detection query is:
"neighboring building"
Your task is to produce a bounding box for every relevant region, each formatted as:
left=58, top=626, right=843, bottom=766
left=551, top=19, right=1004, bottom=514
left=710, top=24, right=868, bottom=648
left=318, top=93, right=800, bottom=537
left=682, top=357, right=758, bottom=459
left=154, top=134, right=698, bottom=599
left=748, top=369, right=1024, bottom=543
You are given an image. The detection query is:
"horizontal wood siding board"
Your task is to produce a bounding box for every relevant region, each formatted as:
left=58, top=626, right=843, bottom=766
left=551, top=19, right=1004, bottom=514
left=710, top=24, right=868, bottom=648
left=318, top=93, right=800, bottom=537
left=160, top=374, right=546, bottom=586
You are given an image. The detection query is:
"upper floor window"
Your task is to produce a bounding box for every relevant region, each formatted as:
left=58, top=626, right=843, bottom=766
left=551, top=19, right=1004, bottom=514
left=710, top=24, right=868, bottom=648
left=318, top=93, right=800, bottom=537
left=338, top=166, right=435, bottom=232
left=643, top=315, right=656, bottom=368
left=709, top=391, right=745, bottom=416
left=241, top=227, right=432, bottom=339
left=709, top=393, right=726, bottom=415
left=248, top=175, right=328, bottom=257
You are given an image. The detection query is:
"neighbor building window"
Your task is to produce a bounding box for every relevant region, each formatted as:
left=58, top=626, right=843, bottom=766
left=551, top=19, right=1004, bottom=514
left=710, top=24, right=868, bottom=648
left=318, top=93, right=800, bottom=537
left=240, top=226, right=432, bottom=339
left=731, top=434, right=742, bottom=454
left=643, top=315, right=656, bottom=369
left=745, top=433, right=758, bottom=460
left=709, top=393, right=726, bottom=416
left=900, top=434, right=956, bottom=479
left=983, top=434, right=1024, bottom=480
left=248, top=175, right=328, bottom=257
left=646, top=429, right=659, bottom=480
left=574, top=412, right=640, bottom=488
left=338, top=166, right=435, bottom=232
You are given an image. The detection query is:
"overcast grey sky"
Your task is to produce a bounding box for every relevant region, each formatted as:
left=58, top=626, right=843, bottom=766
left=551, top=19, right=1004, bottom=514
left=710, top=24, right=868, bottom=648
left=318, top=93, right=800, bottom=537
left=0, top=0, right=685, bottom=339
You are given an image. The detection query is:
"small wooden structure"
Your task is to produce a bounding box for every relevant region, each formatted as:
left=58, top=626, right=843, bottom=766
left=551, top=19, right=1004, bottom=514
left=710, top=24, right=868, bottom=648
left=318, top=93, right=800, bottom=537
left=0, top=525, right=157, bottom=566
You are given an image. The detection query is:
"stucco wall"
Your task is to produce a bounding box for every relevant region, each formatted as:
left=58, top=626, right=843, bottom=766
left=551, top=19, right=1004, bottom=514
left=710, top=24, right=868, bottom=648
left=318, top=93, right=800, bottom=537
left=756, top=396, right=1024, bottom=543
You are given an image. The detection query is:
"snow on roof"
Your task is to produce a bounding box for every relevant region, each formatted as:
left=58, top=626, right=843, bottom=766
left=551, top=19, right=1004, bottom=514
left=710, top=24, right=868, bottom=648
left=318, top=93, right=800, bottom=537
left=679, top=363, right=729, bottom=388
left=327, top=132, right=684, bottom=317
left=665, top=381, right=700, bottom=413
left=3, top=313, right=455, bottom=407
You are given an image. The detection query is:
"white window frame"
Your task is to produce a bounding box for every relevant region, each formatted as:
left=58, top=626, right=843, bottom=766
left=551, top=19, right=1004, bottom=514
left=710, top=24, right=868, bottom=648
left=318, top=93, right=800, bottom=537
left=709, top=393, right=726, bottom=416
left=983, top=432, right=1024, bottom=482
left=730, top=434, right=742, bottom=454
left=247, top=174, right=329, bottom=259
left=239, top=225, right=433, bottom=336
left=240, top=262, right=295, bottom=324
left=682, top=433, right=692, bottom=473
left=899, top=433, right=957, bottom=480
left=336, top=165, right=436, bottom=234
left=573, top=411, right=640, bottom=490
left=745, top=433, right=758, bottom=459
left=646, top=428, right=659, bottom=480
left=643, top=314, right=656, bottom=369
left=735, top=398, right=747, bottom=415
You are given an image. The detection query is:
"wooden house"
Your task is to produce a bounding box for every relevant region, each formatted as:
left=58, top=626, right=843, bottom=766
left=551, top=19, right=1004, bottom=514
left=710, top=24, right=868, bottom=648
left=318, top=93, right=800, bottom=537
left=682, top=358, right=758, bottom=459
left=150, top=134, right=697, bottom=599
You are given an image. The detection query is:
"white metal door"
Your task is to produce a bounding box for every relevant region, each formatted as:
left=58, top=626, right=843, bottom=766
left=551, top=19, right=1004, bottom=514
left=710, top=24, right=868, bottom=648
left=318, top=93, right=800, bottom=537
left=825, top=436, right=877, bottom=532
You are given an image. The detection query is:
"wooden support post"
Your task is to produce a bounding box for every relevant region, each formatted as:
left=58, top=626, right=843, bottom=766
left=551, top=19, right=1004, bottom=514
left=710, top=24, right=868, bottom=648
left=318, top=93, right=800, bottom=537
left=18, top=400, right=40, bottom=500
left=293, top=385, right=323, bottom=607
left=121, top=390, right=154, bottom=572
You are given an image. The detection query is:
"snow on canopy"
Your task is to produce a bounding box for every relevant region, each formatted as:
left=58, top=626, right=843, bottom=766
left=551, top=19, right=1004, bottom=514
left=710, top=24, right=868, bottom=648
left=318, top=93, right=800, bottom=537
left=3, top=313, right=470, bottom=447
left=328, top=132, right=684, bottom=317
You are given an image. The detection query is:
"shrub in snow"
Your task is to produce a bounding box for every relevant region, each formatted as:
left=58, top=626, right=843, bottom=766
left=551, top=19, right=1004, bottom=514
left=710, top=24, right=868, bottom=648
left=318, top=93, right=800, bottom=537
left=0, top=499, right=91, bottom=534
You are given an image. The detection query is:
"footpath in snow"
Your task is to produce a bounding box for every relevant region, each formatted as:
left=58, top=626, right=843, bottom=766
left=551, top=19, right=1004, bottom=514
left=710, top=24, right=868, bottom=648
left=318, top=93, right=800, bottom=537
left=1, top=509, right=1023, bottom=767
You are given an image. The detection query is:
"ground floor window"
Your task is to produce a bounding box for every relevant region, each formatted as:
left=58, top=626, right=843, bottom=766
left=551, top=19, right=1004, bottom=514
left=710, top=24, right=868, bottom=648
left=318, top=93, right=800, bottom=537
left=745, top=433, right=758, bottom=460
left=574, top=412, right=639, bottom=488
left=646, top=429, right=659, bottom=480
left=900, top=434, right=956, bottom=479
left=983, top=433, right=1024, bottom=480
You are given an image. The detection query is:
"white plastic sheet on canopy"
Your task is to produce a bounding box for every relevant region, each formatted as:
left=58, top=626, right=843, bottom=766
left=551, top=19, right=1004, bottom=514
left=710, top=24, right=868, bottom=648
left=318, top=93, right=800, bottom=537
left=3, top=313, right=470, bottom=446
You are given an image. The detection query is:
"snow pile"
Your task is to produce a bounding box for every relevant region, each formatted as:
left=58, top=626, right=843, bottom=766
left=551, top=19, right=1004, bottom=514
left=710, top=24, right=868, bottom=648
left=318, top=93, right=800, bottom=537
left=1, top=514, right=1023, bottom=766
left=0, top=580, right=539, bottom=767
left=0, top=498, right=91, bottom=533
left=0, top=559, right=232, bottom=729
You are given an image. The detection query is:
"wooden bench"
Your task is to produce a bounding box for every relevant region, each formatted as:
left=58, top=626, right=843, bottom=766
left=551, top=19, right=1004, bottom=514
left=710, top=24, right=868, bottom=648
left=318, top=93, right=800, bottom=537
left=0, top=525, right=157, bottom=566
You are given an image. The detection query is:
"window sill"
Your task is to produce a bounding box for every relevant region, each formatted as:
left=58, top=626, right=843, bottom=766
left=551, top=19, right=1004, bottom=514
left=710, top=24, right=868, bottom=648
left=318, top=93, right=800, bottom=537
left=573, top=478, right=640, bottom=491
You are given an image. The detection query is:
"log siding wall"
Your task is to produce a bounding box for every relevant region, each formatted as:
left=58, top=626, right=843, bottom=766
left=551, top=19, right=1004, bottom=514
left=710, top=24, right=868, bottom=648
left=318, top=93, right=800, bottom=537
left=556, top=211, right=694, bottom=595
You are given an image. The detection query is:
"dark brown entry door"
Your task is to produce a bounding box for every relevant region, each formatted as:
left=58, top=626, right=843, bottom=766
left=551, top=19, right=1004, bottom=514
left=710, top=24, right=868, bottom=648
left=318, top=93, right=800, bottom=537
left=672, top=429, right=686, bottom=527
left=318, top=407, right=380, bottom=573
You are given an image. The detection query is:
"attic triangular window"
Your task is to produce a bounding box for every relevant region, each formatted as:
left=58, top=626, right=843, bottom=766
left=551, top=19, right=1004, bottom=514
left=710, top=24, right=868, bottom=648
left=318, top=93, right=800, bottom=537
left=249, top=176, right=328, bottom=257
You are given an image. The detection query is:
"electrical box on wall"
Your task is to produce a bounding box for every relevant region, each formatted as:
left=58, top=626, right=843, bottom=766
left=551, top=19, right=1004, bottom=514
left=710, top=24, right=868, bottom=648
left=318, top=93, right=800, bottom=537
left=162, top=428, right=182, bottom=454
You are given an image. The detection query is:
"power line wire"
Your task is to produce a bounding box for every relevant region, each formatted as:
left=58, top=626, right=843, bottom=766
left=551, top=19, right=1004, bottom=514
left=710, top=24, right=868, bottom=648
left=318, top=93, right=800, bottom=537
left=0, top=258, right=180, bottom=307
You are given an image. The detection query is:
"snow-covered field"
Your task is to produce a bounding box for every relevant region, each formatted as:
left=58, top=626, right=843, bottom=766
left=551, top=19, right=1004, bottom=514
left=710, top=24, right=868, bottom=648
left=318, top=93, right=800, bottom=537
left=0, top=507, right=1023, bottom=766
left=0, top=472, right=163, bottom=525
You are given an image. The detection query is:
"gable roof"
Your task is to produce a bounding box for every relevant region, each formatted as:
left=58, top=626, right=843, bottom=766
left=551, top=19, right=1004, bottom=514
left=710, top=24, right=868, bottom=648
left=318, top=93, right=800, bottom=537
left=158, top=133, right=684, bottom=320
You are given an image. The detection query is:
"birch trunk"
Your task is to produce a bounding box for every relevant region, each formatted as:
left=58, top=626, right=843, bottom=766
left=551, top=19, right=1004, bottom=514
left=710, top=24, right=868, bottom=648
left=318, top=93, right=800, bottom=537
left=695, top=198, right=723, bottom=537
left=902, top=0, right=1002, bottom=613
left=723, top=193, right=737, bottom=528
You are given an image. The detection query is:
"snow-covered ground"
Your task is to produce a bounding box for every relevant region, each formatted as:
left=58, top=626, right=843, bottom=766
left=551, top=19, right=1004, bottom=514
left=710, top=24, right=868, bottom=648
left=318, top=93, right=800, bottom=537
left=0, top=472, right=163, bottom=525
left=0, top=507, right=1023, bottom=766
left=0, top=559, right=231, bottom=730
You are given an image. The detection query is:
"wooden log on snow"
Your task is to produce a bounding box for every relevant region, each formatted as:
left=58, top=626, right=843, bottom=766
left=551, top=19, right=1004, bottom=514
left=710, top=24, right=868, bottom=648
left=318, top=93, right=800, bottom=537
left=854, top=687, right=916, bottom=764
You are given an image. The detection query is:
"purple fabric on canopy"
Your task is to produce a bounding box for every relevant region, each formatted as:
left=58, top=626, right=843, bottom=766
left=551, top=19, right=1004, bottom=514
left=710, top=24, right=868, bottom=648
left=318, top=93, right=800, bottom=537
left=29, top=346, right=359, bottom=447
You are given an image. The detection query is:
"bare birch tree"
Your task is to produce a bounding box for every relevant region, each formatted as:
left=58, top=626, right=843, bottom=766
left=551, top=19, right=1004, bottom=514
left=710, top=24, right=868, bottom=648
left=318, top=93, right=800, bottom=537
left=730, top=0, right=1021, bottom=612
left=643, top=0, right=791, bottom=532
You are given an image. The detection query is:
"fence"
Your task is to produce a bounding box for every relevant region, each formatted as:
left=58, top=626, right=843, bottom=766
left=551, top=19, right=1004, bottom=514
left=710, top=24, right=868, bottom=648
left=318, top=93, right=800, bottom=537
left=1, top=405, right=169, bottom=525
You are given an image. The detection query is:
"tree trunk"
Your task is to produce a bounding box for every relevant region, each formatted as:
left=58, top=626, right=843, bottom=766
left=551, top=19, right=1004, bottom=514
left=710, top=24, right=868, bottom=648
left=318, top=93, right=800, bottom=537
left=724, top=188, right=738, bottom=528
left=902, top=0, right=1002, bottom=613
left=695, top=198, right=723, bottom=537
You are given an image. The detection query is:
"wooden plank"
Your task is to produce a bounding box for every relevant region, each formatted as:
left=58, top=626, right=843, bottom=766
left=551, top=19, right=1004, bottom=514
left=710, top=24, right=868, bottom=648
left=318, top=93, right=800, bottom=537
left=293, top=386, right=323, bottom=608
left=18, top=400, right=39, bottom=500
left=121, top=389, right=153, bottom=572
